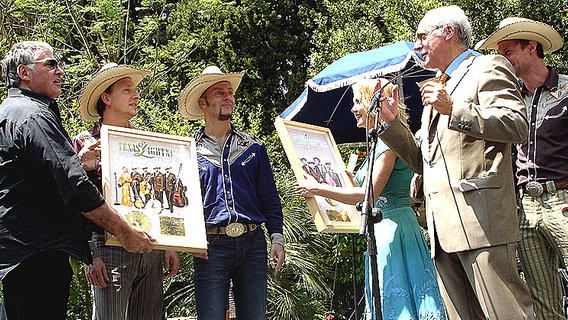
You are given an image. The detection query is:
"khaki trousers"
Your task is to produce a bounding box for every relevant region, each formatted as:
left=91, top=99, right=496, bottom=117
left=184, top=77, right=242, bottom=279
left=434, top=241, right=534, bottom=320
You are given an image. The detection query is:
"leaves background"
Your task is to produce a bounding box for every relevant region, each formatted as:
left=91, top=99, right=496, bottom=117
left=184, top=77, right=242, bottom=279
left=1, top=0, right=566, bottom=318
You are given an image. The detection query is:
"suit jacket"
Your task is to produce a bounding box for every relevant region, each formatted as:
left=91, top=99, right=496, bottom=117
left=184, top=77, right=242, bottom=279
left=380, top=54, right=528, bottom=256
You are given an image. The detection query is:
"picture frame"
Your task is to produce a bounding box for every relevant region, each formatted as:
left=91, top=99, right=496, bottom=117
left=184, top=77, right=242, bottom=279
left=275, top=118, right=360, bottom=233
left=100, top=125, right=207, bottom=253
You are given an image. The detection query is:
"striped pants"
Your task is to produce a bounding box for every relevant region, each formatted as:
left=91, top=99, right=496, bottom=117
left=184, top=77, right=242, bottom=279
left=91, top=246, right=164, bottom=320
left=519, top=188, right=568, bottom=320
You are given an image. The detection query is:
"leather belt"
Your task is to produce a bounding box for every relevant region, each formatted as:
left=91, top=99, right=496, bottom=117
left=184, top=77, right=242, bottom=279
left=522, top=180, right=568, bottom=197
left=206, top=222, right=258, bottom=237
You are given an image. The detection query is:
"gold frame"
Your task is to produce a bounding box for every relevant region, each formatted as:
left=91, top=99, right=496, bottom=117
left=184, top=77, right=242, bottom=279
left=275, top=118, right=360, bottom=233
left=100, top=125, right=207, bottom=253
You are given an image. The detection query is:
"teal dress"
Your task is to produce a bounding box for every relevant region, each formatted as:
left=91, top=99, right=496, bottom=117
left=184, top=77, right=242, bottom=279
left=355, top=140, right=446, bottom=320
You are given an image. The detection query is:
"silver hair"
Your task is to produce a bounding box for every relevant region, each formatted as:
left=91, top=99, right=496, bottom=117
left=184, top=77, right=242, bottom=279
left=1, top=41, right=53, bottom=88
left=421, top=5, right=472, bottom=50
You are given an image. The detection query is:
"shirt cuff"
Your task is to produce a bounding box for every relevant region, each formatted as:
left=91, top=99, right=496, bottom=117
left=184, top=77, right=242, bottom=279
left=89, top=232, right=105, bottom=258
left=270, top=233, right=285, bottom=248
left=88, top=241, right=101, bottom=258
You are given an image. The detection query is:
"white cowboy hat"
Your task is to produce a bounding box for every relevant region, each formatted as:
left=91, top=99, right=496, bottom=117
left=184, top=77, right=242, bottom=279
left=475, top=17, right=564, bottom=53
left=178, top=66, right=244, bottom=120
left=79, top=62, right=149, bottom=122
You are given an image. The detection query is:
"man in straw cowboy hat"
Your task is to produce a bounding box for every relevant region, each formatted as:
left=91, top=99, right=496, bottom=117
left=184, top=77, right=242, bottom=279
left=377, top=6, right=535, bottom=319
left=0, top=42, right=153, bottom=319
left=178, top=66, right=285, bottom=319
left=476, top=17, right=568, bottom=320
left=73, top=62, right=179, bottom=320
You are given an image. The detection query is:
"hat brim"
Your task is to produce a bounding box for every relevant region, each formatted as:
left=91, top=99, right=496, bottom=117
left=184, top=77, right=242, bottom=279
left=475, top=20, right=563, bottom=53
left=79, top=66, right=149, bottom=122
left=178, top=72, right=244, bottom=120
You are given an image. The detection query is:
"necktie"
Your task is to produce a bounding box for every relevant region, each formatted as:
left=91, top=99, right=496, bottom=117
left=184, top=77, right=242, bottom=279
left=417, top=73, right=449, bottom=88
left=425, top=73, right=449, bottom=126
left=440, top=73, right=449, bottom=85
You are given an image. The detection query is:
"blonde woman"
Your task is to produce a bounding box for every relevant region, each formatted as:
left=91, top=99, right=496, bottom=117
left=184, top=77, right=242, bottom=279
left=296, top=79, right=446, bottom=319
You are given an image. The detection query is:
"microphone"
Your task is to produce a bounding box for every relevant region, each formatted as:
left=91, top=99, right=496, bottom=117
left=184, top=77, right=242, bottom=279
left=368, top=88, right=384, bottom=115
left=367, top=64, right=421, bottom=115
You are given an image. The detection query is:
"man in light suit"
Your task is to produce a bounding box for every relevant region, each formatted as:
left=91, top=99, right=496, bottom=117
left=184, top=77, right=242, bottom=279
left=377, top=6, right=534, bottom=319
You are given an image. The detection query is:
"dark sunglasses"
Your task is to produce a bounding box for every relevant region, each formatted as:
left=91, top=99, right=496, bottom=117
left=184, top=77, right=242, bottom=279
left=26, top=58, right=59, bottom=69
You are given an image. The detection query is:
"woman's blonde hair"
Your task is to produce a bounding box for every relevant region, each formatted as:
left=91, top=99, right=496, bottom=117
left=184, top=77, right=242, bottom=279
left=351, top=78, right=408, bottom=125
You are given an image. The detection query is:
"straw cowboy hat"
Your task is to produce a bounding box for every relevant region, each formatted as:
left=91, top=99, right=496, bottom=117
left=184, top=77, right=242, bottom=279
left=79, top=62, right=149, bottom=122
left=475, top=17, right=564, bottom=53
left=178, top=66, right=244, bottom=120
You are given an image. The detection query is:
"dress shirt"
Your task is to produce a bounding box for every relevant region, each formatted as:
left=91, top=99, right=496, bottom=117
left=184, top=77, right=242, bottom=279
left=444, top=49, right=480, bottom=76
left=516, top=67, right=568, bottom=184
left=195, top=125, right=283, bottom=236
left=0, top=88, right=104, bottom=280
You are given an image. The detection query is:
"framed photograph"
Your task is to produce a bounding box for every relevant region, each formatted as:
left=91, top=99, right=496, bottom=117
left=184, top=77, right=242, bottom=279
left=100, top=125, right=207, bottom=253
left=275, top=118, right=360, bottom=233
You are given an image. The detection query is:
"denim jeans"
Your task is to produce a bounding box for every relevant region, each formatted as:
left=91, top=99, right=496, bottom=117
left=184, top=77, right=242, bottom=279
left=194, top=228, right=267, bottom=320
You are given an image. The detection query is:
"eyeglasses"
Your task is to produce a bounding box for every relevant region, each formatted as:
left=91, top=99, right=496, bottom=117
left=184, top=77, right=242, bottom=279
left=26, top=58, right=59, bottom=70
left=416, top=25, right=445, bottom=42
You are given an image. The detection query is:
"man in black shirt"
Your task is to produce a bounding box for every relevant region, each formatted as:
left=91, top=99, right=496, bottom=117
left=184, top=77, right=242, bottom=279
left=0, top=41, right=154, bottom=319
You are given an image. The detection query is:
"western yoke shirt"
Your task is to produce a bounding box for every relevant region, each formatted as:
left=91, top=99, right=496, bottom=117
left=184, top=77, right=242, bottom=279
left=0, top=88, right=104, bottom=280
left=516, top=67, right=568, bottom=185
left=72, top=121, right=104, bottom=195
left=196, top=125, right=283, bottom=236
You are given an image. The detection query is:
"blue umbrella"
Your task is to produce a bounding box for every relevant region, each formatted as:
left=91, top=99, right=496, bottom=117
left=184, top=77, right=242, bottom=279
left=279, top=41, right=436, bottom=144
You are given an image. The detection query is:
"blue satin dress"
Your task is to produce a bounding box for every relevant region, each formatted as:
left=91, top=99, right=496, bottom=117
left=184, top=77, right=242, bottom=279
left=355, top=140, right=446, bottom=320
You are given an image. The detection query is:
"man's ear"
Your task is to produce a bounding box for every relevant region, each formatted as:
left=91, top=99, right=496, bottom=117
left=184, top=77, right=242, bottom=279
left=17, top=64, right=32, bottom=82
left=528, top=40, right=538, bottom=53
left=198, top=97, right=206, bottom=110
left=101, top=92, right=111, bottom=105
left=445, top=26, right=454, bottom=41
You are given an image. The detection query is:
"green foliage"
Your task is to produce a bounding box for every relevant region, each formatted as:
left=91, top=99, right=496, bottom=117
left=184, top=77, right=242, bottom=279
left=163, top=252, right=196, bottom=318
left=68, top=270, right=93, bottom=320
left=1, top=0, right=567, bottom=319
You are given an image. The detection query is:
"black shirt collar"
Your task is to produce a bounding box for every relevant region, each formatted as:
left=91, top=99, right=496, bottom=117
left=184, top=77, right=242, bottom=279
left=522, top=66, right=560, bottom=95
left=8, top=87, right=61, bottom=118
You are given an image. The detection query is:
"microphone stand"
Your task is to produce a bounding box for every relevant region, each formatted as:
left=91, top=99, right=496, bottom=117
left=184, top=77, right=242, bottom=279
left=357, top=94, right=384, bottom=320
left=355, top=66, right=424, bottom=319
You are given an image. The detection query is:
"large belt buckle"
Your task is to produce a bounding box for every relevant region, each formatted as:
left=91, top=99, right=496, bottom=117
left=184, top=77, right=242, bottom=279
left=225, top=222, right=246, bottom=237
left=525, top=181, right=544, bottom=197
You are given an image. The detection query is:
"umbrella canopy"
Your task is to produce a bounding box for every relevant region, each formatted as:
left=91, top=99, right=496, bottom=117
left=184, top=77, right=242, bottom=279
left=279, top=41, right=436, bottom=144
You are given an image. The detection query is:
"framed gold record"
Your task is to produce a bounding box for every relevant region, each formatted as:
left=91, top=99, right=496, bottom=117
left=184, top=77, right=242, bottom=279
left=100, top=125, right=207, bottom=253
left=275, top=118, right=360, bottom=233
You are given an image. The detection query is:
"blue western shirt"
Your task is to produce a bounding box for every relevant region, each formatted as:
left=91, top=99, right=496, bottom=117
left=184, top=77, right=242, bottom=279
left=195, top=126, right=283, bottom=236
